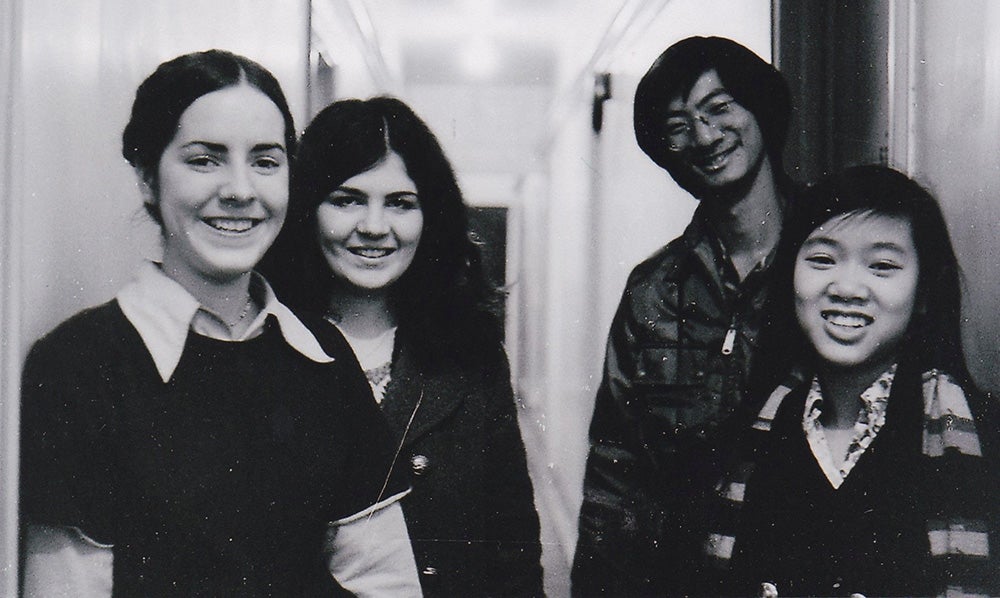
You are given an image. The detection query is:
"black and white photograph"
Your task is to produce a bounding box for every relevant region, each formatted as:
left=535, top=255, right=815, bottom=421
left=2, top=1, right=999, bottom=596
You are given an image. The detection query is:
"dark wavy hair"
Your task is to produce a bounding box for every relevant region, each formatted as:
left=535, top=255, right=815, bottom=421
left=121, top=49, right=296, bottom=225
left=261, top=97, right=502, bottom=369
left=754, top=165, right=973, bottom=395
left=633, top=36, right=792, bottom=197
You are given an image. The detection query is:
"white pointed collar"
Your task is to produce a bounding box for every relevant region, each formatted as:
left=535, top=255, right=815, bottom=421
left=117, top=262, right=333, bottom=382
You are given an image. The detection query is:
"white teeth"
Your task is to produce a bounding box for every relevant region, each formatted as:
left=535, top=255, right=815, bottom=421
left=824, top=312, right=870, bottom=328
left=351, top=248, right=392, bottom=258
left=207, top=218, right=255, bottom=233
left=706, top=153, right=728, bottom=168
left=699, top=148, right=733, bottom=172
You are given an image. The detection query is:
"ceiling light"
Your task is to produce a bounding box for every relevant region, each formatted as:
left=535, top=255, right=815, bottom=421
left=460, top=38, right=501, bottom=79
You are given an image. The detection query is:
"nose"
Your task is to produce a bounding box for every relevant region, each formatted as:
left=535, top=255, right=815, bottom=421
left=690, top=115, right=722, bottom=146
left=357, top=203, right=389, bottom=236
left=220, top=163, right=256, bottom=204
left=827, top=266, right=870, bottom=303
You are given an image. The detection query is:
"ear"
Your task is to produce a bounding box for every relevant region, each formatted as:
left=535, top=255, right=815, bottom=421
left=135, top=169, right=156, bottom=207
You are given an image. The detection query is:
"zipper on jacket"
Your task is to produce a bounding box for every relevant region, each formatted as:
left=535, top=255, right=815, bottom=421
left=721, top=317, right=737, bottom=355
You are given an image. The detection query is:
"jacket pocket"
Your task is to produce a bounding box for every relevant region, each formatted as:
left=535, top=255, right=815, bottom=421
left=633, top=345, right=722, bottom=456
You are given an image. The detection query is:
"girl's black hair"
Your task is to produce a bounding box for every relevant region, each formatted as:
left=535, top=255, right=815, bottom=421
left=121, top=49, right=296, bottom=224
left=753, top=164, right=974, bottom=395
left=261, top=97, right=504, bottom=370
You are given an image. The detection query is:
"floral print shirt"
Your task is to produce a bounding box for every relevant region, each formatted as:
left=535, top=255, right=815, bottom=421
left=802, top=365, right=896, bottom=489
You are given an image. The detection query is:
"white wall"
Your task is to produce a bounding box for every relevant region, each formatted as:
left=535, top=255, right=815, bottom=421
left=3, top=0, right=309, bottom=589
left=903, top=1, right=1000, bottom=394
left=512, top=1, right=772, bottom=594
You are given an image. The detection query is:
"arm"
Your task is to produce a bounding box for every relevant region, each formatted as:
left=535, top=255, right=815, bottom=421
left=326, top=502, right=421, bottom=598
left=315, top=321, right=422, bottom=596
left=481, top=349, right=545, bottom=597
left=21, top=525, right=112, bottom=598
left=572, top=291, right=667, bottom=596
left=19, top=320, right=119, bottom=596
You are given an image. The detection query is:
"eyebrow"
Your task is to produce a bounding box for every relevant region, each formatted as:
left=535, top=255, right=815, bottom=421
left=694, top=89, right=734, bottom=110
left=869, top=241, right=908, bottom=252
left=332, top=185, right=365, bottom=195
left=252, top=142, right=286, bottom=154
left=180, top=141, right=286, bottom=154
left=333, top=187, right=418, bottom=197
left=182, top=141, right=227, bottom=153
left=802, top=236, right=908, bottom=252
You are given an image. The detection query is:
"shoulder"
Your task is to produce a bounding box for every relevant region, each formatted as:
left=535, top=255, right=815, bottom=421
left=621, top=215, right=711, bottom=299
left=21, top=303, right=134, bottom=427
left=25, top=302, right=132, bottom=370
left=626, top=235, right=693, bottom=287
left=31, top=301, right=126, bottom=343
left=921, top=369, right=982, bottom=458
left=399, top=308, right=506, bottom=373
left=922, top=369, right=975, bottom=417
left=292, top=311, right=361, bottom=364
left=610, top=238, right=696, bottom=330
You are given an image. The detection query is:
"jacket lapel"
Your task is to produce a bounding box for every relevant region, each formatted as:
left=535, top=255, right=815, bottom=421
left=381, top=341, right=469, bottom=449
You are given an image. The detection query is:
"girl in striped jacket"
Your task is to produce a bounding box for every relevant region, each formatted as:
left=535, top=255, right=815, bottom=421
left=705, top=165, right=999, bottom=597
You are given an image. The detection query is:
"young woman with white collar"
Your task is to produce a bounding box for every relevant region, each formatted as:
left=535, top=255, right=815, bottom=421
left=19, top=50, right=420, bottom=597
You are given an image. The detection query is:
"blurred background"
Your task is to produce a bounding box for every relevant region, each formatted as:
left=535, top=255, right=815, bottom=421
left=2, top=1, right=999, bottom=595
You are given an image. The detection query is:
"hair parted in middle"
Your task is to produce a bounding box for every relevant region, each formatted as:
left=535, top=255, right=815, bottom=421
left=121, top=49, right=296, bottom=225
left=262, top=96, right=502, bottom=368
left=633, top=36, right=792, bottom=194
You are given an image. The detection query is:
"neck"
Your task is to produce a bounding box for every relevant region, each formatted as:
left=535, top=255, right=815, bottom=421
left=704, top=158, right=784, bottom=279
left=328, top=287, right=396, bottom=339
left=160, top=258, right=253, bottom=326
left=816, top=358, right=894, bottom=429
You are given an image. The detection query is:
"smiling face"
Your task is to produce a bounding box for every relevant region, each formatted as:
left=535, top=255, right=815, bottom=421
left=149, top=83, right=288, bottom=286
left=794, top=211, right=920, bottom=380
left=664, top=69, right=766, bottom=193
left=316, top=152, right=424, bottom=294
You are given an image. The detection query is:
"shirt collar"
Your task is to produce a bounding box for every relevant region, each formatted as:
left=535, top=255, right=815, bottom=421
left=804, top=365, right=896, bottom=425
left=683, top=205, right=778, bottom=289
left=803, top=365, right=896, bottom=488
left=117, top=262, right=333, bottom=383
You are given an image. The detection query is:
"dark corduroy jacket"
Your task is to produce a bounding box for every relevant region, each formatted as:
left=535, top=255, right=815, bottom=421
left=315, top=322, right=545, bottom=597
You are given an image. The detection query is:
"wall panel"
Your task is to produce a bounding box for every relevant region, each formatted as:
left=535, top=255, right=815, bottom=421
left=908, top=0, right=1000, bottom=393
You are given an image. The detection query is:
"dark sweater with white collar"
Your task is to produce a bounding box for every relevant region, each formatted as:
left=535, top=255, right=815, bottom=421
left=20, top=301, right=407, bottom=597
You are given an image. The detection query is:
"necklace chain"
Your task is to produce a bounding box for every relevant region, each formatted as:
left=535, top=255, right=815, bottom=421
left=228, top=296, right=254, bottom=328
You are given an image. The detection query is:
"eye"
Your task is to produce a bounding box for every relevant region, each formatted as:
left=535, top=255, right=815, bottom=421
left=870, top=260, right=903, bottom=274
left=325, top=192, right=365, bottom=208
left=252, top=154, right=285, bottom=172
left=705, top=99, right=733, bottom=116
left=665, top=120, right=690, bottom=138
left=802, top=253, right=835, bottom=268
left=186, top=155, right=221, bottom=171
left=386, top=193, right=420, bottom=210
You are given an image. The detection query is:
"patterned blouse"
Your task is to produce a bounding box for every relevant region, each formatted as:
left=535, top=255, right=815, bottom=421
left=801, top=365, right=894, bottom=488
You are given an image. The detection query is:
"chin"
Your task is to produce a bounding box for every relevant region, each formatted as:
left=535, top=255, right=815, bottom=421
left=342, top=274, right=395, bottom=294
left=205, top=265, right=257, bottom=282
